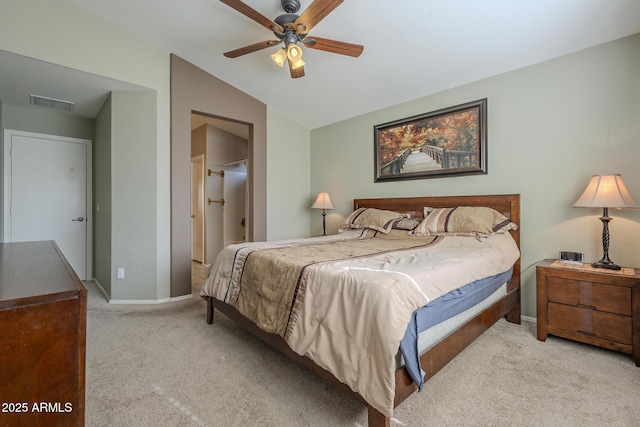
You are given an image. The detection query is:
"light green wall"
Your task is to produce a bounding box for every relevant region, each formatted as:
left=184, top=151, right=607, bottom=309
left=94, top=95, right=112, bottom=294
left=3, top=0, right=637, bottom=310
left=310, top=33, right=640, bottom=319
left=0, top=101, right=2, bottom=231
left=0, top=0, right=170, bottom=300
left=110, top=90, right=158, bottom=300
left=266, top=107, right=311, bottom=240
left=1, top=104, right=95, bottom=140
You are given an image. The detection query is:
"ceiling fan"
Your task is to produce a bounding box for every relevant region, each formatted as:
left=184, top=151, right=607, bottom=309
left=220, top=0, right=364, bottom=78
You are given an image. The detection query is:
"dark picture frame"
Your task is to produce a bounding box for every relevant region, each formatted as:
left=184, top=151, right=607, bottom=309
left=374, top=99, right=487, bottom=182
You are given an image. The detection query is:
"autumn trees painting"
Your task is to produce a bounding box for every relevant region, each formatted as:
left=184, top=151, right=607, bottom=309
left=374, top=99, right=487, bottom=182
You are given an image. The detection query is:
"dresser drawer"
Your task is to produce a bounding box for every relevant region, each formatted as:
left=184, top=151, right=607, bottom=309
left=547, top=276, right=631, bottom=316
left=548, top=302, right=632, bottom=345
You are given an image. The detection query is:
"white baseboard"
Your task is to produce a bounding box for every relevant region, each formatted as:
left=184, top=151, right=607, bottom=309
left=109, top=298, right=171, bottom=305
left=521, top=315, right=536, bottom=324
left=89, top=278, right=193, bottom=304
left=170, top=294, right=192, bottom=302
left=108, top=294, right=193, bottom=304
left=91, top=279, right=111, bottom=301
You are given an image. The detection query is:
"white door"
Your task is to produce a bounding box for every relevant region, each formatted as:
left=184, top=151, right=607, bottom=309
left=191, top=155, right=205, bottom=263
left=3, top=130, right=92, bottom=280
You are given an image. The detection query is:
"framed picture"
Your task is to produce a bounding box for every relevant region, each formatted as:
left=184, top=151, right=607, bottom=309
left=374, top=99, right=487, bottom=182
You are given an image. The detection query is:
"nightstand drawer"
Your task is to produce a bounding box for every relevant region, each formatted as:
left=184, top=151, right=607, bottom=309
left=547, top=276, right=631, bottom=316
left=548, top=302, right=632, bottom=345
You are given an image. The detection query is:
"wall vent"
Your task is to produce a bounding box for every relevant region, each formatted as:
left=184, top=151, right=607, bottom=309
left=29, top=94, right=75, bottom=112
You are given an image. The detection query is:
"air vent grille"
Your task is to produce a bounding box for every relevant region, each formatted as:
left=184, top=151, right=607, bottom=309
left=29, top=94, right=75, bottom=112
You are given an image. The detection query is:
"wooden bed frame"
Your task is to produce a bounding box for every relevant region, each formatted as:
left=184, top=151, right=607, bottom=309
left=204, top=194, right=521, bottom=427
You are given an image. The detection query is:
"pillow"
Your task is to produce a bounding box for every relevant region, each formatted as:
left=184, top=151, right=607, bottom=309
left=413, top=206, right=517, bottom=240
left=391, top=218, right=421, bottom=231
left=339, top=208, right=406, bottom=234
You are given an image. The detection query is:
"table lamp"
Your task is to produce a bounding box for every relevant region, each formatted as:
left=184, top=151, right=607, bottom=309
left=572, top=174, right=638, bottom=270
left=311, top=192, right=334, bottom=236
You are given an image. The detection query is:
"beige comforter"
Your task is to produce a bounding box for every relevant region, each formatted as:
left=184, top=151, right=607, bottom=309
left=201, top=229, right=520, bottom=417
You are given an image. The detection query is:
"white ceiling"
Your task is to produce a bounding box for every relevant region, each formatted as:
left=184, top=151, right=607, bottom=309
left=0, top=50, right=247, bottom=136
left=2, top=1, right=640, bottom=132
left=72, top=0, right=640, bottom=129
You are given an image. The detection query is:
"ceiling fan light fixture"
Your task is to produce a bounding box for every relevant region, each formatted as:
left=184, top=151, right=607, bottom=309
left=220, top=0, right=364, bottom=79
left=290, top=57, right=305, bottom=70
left=270, top=48, right=287, bottom=67
left=286, top=43, right=303, bottom=61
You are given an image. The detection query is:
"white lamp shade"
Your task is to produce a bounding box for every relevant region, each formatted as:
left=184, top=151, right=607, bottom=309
left=287, top=44, right=305, bottom=70
left=287, top=44, right=303, bottom=61
left=271, top=48, right=287, bottom=67
left=289, top=57, right=305, bottom=70
left=573, top=174, right=639, bottom=208
left=311, top=192, right=334, bottom=210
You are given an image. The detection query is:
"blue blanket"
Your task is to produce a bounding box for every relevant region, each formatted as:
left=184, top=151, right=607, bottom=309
left=399, top=268, right=514, bottom=389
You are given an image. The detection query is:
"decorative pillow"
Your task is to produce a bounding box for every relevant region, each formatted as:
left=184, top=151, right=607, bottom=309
left=339, top=208, right=406, bottom=234
left=413, top=206, right=517, bottom=240
left=391, top=218, right=421, bottom=231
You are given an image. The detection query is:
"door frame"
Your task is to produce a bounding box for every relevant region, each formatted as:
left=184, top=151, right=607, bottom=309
left=2, top=129, right=93, bottom=279
left=190, top=154, right=206, bottom=264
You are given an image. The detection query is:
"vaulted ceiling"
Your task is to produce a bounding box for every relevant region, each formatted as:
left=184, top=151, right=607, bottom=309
left=3, top=1, right=640, bottom=131
left=73, top=0, right=640, bottom=129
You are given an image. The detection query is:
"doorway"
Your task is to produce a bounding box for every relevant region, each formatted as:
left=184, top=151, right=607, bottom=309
left=3, top=129, right=92, bottom=280
left=190, top=113, right=249, bottom=291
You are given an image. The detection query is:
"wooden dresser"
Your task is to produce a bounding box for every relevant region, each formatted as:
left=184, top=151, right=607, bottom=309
left=536, top=259, right=639, bottom=366
left=0, top=241, right=86, bottom=426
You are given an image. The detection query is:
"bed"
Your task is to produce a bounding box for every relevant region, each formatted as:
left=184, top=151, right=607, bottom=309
left=202, top=194, right=521, bottom=427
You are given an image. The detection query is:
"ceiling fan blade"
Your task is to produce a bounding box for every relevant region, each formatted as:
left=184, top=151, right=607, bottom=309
left=294, top=0, right=343, bottom=35
left=289, top=61, right=305, bottom=79
left=219, top=0, right=283, bottom=32
left=305, top=37, right=363, bottom=57
left=223, top=40, right=281, bottom=58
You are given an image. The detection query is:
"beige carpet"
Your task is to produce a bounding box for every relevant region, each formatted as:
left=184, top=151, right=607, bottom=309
left=85, top=282, right=640, bottom=426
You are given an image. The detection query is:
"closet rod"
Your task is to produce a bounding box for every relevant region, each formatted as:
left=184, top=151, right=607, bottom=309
left=208, top=169, right=224, bottom=177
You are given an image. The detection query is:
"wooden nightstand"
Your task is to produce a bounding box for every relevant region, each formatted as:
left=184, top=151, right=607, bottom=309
left=536, top=259, right=640, bottom=366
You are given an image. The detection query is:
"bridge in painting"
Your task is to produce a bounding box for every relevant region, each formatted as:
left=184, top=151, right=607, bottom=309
left=380, top=144, right=476, bottom=176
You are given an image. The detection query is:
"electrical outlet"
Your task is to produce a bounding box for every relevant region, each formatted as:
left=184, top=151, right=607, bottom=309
left=560, top=251, right=583, bottom=262
left=117, top=268, right=125, bottom=279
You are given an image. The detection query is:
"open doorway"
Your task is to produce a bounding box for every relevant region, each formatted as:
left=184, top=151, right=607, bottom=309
left=190, top=112, right=249, bottom=292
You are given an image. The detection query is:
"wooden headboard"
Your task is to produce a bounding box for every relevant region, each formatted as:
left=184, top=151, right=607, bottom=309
left=353, top=194, right=521, bottom=295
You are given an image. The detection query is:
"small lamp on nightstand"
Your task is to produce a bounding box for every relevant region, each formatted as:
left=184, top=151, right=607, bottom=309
left=311, top=192, right=334, bottom=236
left=573, top=174, right=639, bottom=270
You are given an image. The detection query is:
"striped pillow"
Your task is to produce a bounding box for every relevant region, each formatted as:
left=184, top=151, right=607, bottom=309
left=413, top=206, right=517, bottom=240
left=339, top=208, right=406, bottom=234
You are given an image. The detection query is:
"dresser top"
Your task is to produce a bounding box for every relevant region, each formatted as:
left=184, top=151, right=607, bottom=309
left=0, top=241, right=84, bottom=306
